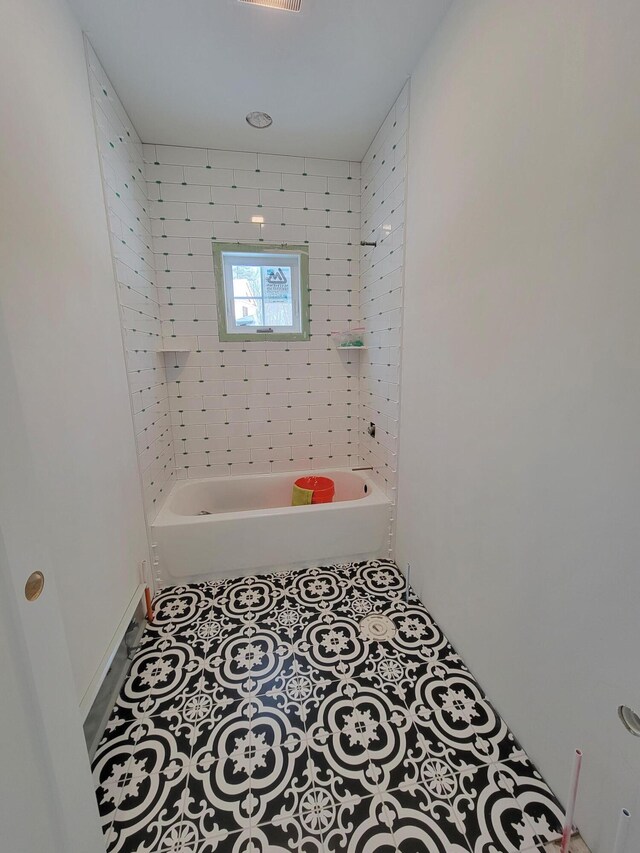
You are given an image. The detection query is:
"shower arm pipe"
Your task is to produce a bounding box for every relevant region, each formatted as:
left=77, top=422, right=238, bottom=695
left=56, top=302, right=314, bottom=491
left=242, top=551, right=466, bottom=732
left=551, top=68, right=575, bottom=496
left=612, top=808, right=631, bottom=853
left=560, top=748, right=583, bottom=853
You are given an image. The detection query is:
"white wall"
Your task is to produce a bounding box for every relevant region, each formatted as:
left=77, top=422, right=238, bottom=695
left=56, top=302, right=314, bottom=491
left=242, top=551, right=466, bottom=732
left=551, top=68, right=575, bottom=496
left=0, top=0, right=150, bottom=704
left=86, top=44, right=176, bottom=519
left=397, top=2, right=640, bottom=850
left=143, top=144, right=361, bottom=479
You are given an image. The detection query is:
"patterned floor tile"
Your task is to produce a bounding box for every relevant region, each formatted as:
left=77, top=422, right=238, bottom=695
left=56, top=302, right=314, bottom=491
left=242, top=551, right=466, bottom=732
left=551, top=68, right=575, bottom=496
left=187, top=752, right=253, bottom=833
left=93, top=720, right=138, bottom=831
left=285, top=566, right=357, bottom=614
left=106, top=768, right=190, bottom=853
left=450, top=762, right=548, bottom=852
left=318, top=791, right=397, bottom=853
left=297, top=614, right=371, bottom=679
left=188, top=697, right=256, bottom=764
left=258, top=602, right=324, bottom=646
left=365, top=721, right=433, bottom=793
left=354, top=644, right=422, bottom=705
left=215, top=576, right=290, bottom=621
left=151, top=585, right=214, bottom=629
left=500, top=756, right=564, bottom=847
left=381, top=785, right=470, bottom=852
left=172, top=611, right=250, bottom=660
left=205, top=627, right=296, bottom=699
left=307, top=733, right=381, bottom=801
left=257, top=658, right=336, bottom=727
left=250, top=819, right=324, bottom=853
left=303, top=674, right=408, bottom=743
left=93, top=560, right=564, bottom=853
left=412, top=697, right=525, bottom=773
left=113, top=639, right=209, bottom=721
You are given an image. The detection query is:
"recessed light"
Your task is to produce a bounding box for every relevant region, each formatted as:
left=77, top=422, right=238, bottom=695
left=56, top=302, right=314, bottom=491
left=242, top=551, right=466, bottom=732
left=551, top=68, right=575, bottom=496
left=246, top=111, right=273, bottom=129
left=239, top=0, right=302, bottom=11
left=251, top=216, right=264, bottom=224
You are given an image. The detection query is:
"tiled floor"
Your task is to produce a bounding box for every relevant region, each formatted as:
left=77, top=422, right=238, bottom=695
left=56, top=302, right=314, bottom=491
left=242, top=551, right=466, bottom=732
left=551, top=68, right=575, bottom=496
left=93, top=561, right=564, bottom=853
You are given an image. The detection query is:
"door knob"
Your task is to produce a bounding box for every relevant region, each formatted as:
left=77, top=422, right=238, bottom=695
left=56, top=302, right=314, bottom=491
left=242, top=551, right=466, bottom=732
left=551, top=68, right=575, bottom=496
left=25, top=571, right=45, bottom=601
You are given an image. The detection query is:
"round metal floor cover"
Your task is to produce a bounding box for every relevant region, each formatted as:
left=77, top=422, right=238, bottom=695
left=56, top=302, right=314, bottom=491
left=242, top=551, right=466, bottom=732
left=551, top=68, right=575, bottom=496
left=359, top=613, right=397, bottom=641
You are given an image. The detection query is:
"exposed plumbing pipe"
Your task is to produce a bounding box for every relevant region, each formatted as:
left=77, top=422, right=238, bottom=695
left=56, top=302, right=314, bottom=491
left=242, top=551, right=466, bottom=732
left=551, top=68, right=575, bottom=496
left=139, top=560, right=155, bottom=624
left=560, top=748, right=583, bottom=853
left=612, top=808, right=631, bottom=853
left=144, top=588, right=154, bottom=624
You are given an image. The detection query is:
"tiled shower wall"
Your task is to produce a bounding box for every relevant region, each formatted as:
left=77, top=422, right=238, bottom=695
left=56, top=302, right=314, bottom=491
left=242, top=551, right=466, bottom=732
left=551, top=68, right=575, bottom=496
left=357, top=83, right=409, bottom=515
left=86, top=45, right=175, bottom=519
left=143, top=144, right=362, bottom=479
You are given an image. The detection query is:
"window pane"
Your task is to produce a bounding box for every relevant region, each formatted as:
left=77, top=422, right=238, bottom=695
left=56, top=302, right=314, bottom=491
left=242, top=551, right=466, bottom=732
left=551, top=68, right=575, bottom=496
left=234, top=297, right=263, bottom=326
left=264, top=300, right=293, bottom=326
left=232, top=265, right=262, bottom=298
left=262, top=265, right=292, bottom=302
left=262, top=265, right=293, bottom=326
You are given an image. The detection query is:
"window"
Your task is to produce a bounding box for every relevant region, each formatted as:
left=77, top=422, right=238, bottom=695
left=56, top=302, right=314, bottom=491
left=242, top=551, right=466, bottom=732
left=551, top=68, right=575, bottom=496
left=213, top=243, right=310, bottom=341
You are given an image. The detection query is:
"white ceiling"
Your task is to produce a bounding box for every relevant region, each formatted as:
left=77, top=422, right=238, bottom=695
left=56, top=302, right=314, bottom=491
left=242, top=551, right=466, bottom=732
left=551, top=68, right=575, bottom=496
left=67, top=0, right=451, bottom=160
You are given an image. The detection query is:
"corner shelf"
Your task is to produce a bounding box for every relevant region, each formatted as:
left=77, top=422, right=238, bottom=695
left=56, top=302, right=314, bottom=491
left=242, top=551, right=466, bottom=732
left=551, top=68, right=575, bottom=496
left=336, top=346, right=368, bottom=350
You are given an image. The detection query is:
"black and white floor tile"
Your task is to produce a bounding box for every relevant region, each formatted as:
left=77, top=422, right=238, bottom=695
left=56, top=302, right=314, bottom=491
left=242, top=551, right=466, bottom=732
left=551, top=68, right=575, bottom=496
left=93, top=561, right=564, bottom=853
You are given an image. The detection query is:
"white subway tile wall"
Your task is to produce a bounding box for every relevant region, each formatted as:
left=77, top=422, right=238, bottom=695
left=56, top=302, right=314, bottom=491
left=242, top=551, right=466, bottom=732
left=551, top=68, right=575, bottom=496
left=357, top=83, right=409, bottom=521
left=143, top=144, right=362, bottom=479
left=86, top=46, right=175, bottom=518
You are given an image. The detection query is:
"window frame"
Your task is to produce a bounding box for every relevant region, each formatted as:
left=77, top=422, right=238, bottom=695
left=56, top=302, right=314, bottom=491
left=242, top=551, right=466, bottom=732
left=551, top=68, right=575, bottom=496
left=213, top=242, right=310, bottom=342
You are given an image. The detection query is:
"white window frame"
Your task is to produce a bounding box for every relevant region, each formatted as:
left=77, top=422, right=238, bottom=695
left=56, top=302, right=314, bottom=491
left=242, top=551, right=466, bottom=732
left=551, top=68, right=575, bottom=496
left=213, top=243, right=310, bottom=342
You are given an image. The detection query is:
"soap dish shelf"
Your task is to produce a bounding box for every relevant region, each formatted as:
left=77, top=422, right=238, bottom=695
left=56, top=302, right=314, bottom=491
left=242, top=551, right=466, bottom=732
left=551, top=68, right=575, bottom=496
left=336, top=346, right=368, bottom=350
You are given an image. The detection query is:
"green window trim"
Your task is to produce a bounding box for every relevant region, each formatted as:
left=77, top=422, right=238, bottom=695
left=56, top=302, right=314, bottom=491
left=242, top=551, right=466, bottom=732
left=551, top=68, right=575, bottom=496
left=213, top=242, right=310, bottom=342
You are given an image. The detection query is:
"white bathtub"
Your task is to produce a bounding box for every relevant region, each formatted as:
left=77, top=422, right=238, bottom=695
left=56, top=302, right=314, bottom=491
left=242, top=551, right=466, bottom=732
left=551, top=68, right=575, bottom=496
left=151, top=469, right=391, bottom=582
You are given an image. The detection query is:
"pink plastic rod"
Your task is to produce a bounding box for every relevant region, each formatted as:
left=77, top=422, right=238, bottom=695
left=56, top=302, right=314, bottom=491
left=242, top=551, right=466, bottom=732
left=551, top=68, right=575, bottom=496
left=560, top=748, right=583, bottom=853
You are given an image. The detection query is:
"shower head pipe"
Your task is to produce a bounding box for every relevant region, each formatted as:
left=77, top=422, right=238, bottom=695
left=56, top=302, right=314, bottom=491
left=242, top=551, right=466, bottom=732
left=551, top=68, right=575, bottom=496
left=559, top=748, right=583, bottom=853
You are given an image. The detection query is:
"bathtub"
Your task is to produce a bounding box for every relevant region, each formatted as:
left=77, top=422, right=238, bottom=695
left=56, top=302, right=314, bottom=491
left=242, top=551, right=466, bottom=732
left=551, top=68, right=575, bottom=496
left=151, top=469, right=391, bottom=582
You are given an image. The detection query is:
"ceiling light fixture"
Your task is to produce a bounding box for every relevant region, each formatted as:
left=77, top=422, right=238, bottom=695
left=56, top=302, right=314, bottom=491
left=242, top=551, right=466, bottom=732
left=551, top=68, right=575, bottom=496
left=246, top=111, right=273, bottom=129
left=239, top=0, right=302, bottom=11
